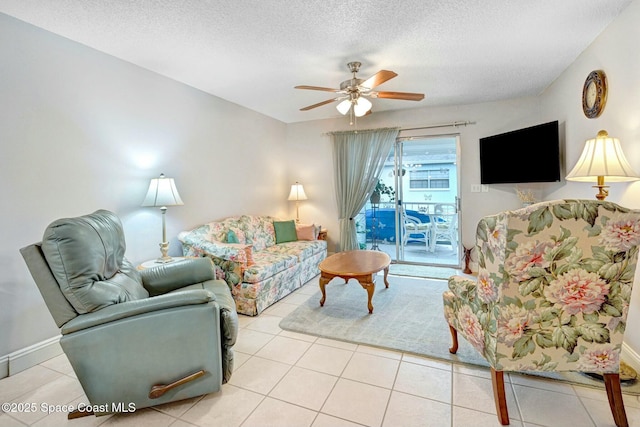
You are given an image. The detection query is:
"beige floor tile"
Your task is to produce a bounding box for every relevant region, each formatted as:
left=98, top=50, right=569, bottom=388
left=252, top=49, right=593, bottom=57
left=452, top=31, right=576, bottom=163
left=453, top=373, right=520, bottom=419
left=242, top=397, right=316, bottom=427
left=453, top=406, right=524, bottom=427
left=244, top=314, right=284, bottom=335
left=1, top=412, right=33, bottom=426
left=39, top=353, right=75, bottom=376
left=581, top=395, right=640, bottom=427
left=314, top=338, right=358, bottom=351
left=8, top=375, right=84, bottom=425
left=514, top=384, right=593, bottom=426
left=278, top=330, right=318, bottom=343
left=402, top=354, right=453, bottom=371
left=233, top=328, right=275, bottom=355
left=152, top=395, right=204, bottom=418
left=236, top=314, right=257, bottom=328
left=341, top=352, right=400, bottom=388
left=181, top=384, right=263, bottom=427
left=297, top=282, right=321, bottom=296
left=233, top=350, right=252, bottom=370
left=0, top=365, right=63, bottom=403
left=452, top=363, right=493, bottom=380
left=269, top=366, right=338, bottom=411
left=356, top=345, right=402, bottom=361
left=262, top=301, right=299, bottom=317
left=383, top=390, right=451, bottom=427
left=394, top=361, right=452, bottom=404
left=509, top=373, right=575, bottom=394
left=296, top=343, right=354, bottom=376
left=322, top=378, right=391, bottom=427
left=254, top=335, right=312, bottom=365
left=31, top=396, right=112, bottom=427
left=280, top=292, right=312, bottom=305
left=228, top=356, right=291, bottom=395
left=311, top=413, right=363, bottom=427
left=101, top=408, right=176, bottom=426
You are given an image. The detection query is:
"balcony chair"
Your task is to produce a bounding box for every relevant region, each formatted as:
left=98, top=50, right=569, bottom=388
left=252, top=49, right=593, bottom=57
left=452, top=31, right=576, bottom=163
left=402, top=214, right=431, bottom=250
left=20, top=209, right=238, bottom=419
left=443, top=199, right=640, bottom=427
left=429, top=211, right=458, bottom=252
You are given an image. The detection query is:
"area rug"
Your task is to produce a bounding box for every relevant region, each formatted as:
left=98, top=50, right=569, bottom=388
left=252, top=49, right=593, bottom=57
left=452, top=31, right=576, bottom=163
left=279, top=275, right=640, bottom=394
left=388, top=263, right=458, bottom=280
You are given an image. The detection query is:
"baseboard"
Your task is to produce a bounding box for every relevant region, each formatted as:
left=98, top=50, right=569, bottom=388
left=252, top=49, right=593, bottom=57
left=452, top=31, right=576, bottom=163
left=622, top=342, right=640, bottom=373
left=2, top=336, right=63, bottom=378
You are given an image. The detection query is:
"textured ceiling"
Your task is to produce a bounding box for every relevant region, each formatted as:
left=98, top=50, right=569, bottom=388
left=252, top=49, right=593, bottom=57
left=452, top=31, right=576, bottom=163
left=0, top=0, right=633, bottom=123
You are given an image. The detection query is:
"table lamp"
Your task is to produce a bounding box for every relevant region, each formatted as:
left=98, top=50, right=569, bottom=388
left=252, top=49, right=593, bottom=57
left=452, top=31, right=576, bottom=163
left=566, top=130, right=639, bottom=200
left=142, top=173, right=184, bottom=263
left=287, top=182, right=308, bottom=223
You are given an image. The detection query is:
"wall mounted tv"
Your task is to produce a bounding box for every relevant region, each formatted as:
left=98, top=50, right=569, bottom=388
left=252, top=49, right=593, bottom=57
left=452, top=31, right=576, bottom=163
left=479, top=120, right=561, bottom=184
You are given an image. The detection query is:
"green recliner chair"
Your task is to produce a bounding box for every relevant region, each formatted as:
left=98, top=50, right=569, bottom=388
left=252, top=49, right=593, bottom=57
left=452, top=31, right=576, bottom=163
left=20, top=209, right=238, bottom=419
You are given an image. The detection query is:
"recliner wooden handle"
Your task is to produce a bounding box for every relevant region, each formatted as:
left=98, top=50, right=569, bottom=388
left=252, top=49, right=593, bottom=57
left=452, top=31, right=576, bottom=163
left=148, top=370, right=206, bottom=399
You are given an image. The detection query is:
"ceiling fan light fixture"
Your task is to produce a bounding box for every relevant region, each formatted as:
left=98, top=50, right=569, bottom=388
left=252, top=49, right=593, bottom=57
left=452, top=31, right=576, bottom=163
left=353, top=97, right=372, bottom=117
left=336, top=99, right=352, bottom=115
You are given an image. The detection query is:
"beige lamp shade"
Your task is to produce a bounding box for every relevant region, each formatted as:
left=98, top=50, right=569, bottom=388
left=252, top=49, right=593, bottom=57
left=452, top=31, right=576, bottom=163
left=566, top=130, right=639, bottom=200
left=287, top=182, right=308, bottom=201
left=142, top=174, right=184, bottom=207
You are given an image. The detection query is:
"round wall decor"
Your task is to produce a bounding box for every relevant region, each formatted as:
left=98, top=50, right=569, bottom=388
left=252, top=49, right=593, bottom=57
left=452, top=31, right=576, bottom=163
left=582, top=70, right=607, bottom=119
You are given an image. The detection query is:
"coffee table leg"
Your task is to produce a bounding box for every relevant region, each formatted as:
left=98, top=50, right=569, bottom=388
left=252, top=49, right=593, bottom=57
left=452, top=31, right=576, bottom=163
left=319, top=275, right=331, bottom=307
left=361, top=277, right=375, bottom=314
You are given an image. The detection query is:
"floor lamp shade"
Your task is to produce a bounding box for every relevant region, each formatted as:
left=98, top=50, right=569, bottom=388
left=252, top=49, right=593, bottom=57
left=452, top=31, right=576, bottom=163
left=566, top=130, right=639, bottom=200
left=288, top=182, right=307, bottom=223
left=142, top=174, right=184, bottom=263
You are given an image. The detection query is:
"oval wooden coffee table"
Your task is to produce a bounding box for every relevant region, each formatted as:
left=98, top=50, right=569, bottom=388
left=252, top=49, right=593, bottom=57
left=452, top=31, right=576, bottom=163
left=318, top=250, right=391, bottom=314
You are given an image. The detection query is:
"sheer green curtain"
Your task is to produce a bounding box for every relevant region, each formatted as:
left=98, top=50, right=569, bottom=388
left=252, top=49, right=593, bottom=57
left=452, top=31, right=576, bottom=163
left=330, top=127, right=399, bottom=251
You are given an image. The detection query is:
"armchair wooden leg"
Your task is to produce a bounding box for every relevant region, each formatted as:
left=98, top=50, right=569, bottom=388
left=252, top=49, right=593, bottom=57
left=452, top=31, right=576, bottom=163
left=448, top=325, right=459, bottom=354
left=491, top=368, right=510, bottom=425
left=604, top=373, right=629, bottom=427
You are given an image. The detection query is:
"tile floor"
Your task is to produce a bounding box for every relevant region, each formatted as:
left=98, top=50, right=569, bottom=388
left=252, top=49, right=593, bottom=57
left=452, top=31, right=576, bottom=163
left=2, top=275, right=640, bottom=427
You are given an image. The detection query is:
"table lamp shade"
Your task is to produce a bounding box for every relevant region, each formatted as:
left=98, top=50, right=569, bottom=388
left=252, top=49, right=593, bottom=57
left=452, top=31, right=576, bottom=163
left=142, top=174, right=184, bottom=207
left=287, top=183, right=308, bottom=201
left=566, top=130, right=639, bottom=182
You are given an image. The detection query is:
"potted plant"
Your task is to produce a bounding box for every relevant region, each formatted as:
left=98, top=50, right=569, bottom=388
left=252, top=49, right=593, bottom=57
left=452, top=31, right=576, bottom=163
left=370, top=179, right=395, bottom=204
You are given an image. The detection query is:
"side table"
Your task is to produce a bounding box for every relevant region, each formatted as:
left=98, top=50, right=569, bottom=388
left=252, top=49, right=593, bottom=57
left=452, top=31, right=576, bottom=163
left=137, top=256, right=188, bottom=270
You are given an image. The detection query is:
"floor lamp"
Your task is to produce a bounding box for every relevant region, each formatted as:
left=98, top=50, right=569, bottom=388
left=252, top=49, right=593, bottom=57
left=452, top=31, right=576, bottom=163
left=288, top=182, right=308, bottom=223
left=142, top=173, right=184, bottom=263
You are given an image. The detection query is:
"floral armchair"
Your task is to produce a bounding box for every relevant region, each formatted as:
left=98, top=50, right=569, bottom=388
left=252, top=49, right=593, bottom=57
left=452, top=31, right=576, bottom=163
left=443, top=199, right=640, bottom=426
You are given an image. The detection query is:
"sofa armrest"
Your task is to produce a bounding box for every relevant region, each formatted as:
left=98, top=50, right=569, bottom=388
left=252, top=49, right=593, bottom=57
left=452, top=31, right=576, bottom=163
left=179, top=232, right=249, bottom=264
left=61, top=289, right=215, bottom=334
left=141, top=258, right=216, bottom=296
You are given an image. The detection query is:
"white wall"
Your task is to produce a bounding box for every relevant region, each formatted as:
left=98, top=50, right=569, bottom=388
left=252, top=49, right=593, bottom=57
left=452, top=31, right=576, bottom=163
left=0, top=13, right=288, bottom=360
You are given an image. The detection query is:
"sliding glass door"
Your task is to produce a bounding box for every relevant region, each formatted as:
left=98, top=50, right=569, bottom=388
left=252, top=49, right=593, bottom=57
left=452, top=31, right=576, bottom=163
left=361, top=135, right=461, bottom=267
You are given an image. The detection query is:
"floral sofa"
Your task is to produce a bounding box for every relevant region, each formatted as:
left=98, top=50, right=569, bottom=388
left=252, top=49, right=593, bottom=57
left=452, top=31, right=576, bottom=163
left=179, top=215, right=327, bottom=315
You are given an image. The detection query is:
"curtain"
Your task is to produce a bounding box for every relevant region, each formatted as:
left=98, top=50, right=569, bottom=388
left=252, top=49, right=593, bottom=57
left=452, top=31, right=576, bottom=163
left=330, top=127, right=400, bottom=251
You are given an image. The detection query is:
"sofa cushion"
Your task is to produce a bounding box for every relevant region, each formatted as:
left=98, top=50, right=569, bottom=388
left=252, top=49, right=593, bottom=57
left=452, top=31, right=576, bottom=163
left=274, top=220, right=297, bottom=244
left=42, top=210, right=149, bottom=314
left=242, top=248, right=299, bottom=283
left=295, top=223, right=317, bottom=240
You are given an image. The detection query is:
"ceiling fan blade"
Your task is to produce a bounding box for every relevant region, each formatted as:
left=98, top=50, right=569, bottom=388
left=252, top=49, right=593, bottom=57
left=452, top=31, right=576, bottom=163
left=372, top=91, right=425, bottom=101
left=295, top=85, right=340, bottom=92
left=360, top=70, right=398, bottom=90
left=300, top=98, right=339, bottom=111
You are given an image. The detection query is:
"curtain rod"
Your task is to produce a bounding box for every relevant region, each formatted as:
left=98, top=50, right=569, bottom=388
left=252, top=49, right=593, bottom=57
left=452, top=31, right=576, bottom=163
left=399, top=121, right=476, bottom=132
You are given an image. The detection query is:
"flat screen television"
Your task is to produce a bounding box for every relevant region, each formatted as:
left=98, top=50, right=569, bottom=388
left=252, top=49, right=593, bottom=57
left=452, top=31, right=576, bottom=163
left=480, top=120, right=561, bottom=184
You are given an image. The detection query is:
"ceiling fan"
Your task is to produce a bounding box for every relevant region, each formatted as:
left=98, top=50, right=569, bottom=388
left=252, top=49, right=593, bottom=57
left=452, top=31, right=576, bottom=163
left=295, top=61, right=425, bottom=120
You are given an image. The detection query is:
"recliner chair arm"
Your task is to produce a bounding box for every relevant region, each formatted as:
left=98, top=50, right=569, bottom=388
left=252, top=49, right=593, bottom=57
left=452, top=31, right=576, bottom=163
left=61, top=289, right=215, bottom=334
left=141, top=258, right=216, bottom=296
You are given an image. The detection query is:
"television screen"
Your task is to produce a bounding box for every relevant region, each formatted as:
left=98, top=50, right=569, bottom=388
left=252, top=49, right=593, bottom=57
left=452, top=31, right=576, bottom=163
left=480, top=121, right=561, bottom=184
